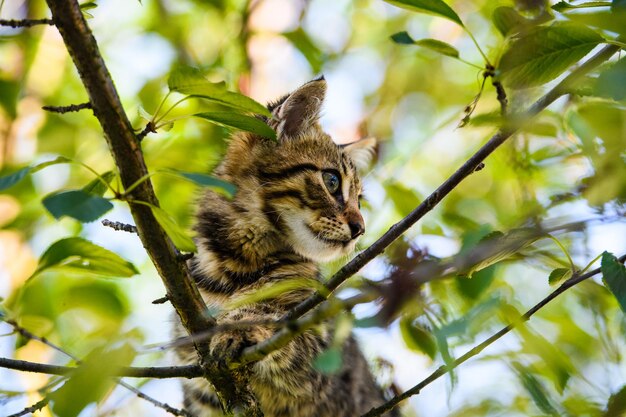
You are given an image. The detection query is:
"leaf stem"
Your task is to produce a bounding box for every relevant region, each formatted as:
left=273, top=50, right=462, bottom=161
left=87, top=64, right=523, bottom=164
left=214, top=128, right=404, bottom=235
left=547, top=234, right=576, bottom=271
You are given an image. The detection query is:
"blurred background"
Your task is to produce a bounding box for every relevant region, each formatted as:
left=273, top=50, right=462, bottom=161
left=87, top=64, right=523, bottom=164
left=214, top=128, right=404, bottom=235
left=1, top=0, right=625, bottom=416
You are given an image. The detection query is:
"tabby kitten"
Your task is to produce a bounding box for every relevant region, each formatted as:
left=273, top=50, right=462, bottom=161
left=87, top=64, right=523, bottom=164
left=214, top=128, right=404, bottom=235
left=173, top=78, right=398, bottom=417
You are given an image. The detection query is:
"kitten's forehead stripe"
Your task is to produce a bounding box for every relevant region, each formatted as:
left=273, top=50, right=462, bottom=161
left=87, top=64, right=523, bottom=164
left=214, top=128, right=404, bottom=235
left=258, top=163, right=320, bottom=180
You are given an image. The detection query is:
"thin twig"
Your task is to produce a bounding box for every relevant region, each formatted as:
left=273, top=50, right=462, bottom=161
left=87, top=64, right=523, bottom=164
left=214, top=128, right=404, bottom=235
left=102, top=219, right=138, bottom=233
left=0, top=18, right=53, bottom=28
left=42, top=102, right=92, bottom=114
left=7, top=398, right=49, bottom=417
left=1, top=320, right=196, bottom=416
left=0, top=357, right=202, bottom=378
left=117, top=380, right=194, bottom=417
left=280, top=44, right=620, bottom=326
left=360, top=254, right=626, bottom=417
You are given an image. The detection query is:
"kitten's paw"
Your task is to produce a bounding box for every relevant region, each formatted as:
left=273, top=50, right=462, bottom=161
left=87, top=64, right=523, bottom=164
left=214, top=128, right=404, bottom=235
left=209, top=331, right=257, bottom=365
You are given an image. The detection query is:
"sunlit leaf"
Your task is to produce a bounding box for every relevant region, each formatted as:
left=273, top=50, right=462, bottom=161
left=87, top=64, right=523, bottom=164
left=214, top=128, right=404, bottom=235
left=194, top=111, right=276, bottom=140
left=564, top=10, right=626, bottom=35
left=168, top=66, right=270, bottom=116
left=149, top=205, right=197, bottom=252
left=596, top=57, right=626, bottom=101
left=313, top=347, right=343, bottom=374
left=498, top=22, right=604, bottom=89
left=384, top=0, right=464, bottom=26
left=492, top=7, right=530, bottom=36
left=399, top=317, right=437, bottom=359
left=283, top=28, right=325, bottom=73
left=391, top=32, right=460, bottom=58
left=49, top=344, right=135, bottom=417
left=168, top=170, right=236, bottom=198
left=0, top=156, right=70, bottom=191
left=548, top=267, right=573, bottom=285
left=43, top=190, right=113, bottom=223
left=601, top=252, right=626, bottom=313
left=226, top=278, right=328, bottom=309
left=33, top=237, right=139, bottom=278
left=552, top=1, right=611, bottom=12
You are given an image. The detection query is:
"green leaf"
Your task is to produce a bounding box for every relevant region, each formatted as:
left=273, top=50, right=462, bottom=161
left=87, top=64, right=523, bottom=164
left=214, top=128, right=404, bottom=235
left=390, top=31, right=415, bottom=44
left=498, top=22, right=604, bottom=89
left=150, top=205, right=197, bottom=252
left=33, top=237, right=139, bottom=278
left=513, top=362, right=560, bottom=416
left=552, top=1, right=611, bottom=12
left=391, top=32, right=460, bottom=58
left=399, top=317, right=437, bottom=359
left=456, top=265, right=497, bottom=299
left=169, top=170, right=236, bottom=198
left=79, top=1, right=98, bottom=10
left=49, top=344, right=135, bottom=417
left=0, top=78, right=20, bottom=119
left=605, top=385, right=626, bottom=417
left=564, top=10, right=626, bottom=35
left=384, top=0, right=464, bottom=26
left=0, top=156, right=70, bottom=191
left=548, top=268, right=573, bottom=285
left=283, top=28, right=325, bottom=73
left=167, top=66, right=270, bottom=116
left=385, top=181, right=421, bottom=217
left=82, top=171, right=116, bottom=196
left=43, top=190, right=113, bottom=223
left=596, top=57, right=626, bottom=101
left=313, top=347, right=343, bottom=374
left=601, top=252, right=626, bottom=313
left=492, top=6, right=531, bottom=36
left=194, top=111, right=276, bottom=140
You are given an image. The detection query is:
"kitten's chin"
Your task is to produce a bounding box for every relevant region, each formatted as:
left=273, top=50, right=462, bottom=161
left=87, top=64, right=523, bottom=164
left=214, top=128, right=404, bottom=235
left=284, top=218, right=356, bottom=262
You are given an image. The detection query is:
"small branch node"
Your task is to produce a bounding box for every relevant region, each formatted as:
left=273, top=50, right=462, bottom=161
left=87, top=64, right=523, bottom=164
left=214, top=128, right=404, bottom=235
left=152, top=295, right=170, bottom=305
left=102, top=219, right=138, bottom=234
left=474, top=162, right=485, bottom=172
left=136, top=121, right=157, bottom=142
left=42, top=102, right=92, bottom=114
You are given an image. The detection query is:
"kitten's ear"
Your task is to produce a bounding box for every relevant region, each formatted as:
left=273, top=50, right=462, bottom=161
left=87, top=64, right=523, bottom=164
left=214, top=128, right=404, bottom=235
left=342, top=137, right=377, bottom=171
left=270, top=77, right=326, bottom=139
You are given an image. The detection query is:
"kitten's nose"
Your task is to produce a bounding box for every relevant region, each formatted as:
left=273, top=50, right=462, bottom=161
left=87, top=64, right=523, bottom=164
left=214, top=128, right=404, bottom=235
left=348, top=220, right=365, bottom=239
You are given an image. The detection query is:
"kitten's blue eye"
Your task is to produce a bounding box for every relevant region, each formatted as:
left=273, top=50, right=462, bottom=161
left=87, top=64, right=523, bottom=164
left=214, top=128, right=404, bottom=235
left=323, top=171, right=340, bottom=194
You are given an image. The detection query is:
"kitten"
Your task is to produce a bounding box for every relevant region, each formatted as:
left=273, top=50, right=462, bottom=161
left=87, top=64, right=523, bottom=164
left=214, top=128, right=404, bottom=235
left=173, top=77, right=399, bottom=417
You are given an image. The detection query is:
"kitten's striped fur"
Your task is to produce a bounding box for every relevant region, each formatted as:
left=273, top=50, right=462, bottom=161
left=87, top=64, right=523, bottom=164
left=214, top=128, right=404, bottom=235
left=173, top=78, right=398, bottom=417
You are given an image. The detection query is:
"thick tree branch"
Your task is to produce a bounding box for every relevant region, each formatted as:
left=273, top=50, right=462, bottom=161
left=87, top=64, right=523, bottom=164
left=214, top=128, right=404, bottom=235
left=282, top=44, right=621, bottom=325
left=0, top=357, right=202, bottom=379
left=43, top=1, right=261, bottom=414
left=361, top=253, right=626, bottom=417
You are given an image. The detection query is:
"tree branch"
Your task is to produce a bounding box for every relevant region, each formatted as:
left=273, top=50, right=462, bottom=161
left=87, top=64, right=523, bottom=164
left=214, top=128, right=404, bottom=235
left=42, top=102, right=92, bottom=114
left=43, top=0, right=261, bottom=414
left=281, top=44, right=621, bottom=325
left=0, top=18, right=54, bottom=28
left=102, top=219, right=138, bottom=233
left=0, top=357, right=202, bottom=379
left=7, top=398, right=49, bottom=417
left=361, top=253, right=626, bottom=417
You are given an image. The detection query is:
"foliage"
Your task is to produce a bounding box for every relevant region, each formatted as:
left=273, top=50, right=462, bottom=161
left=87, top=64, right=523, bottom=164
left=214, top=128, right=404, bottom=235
left=0, top=0, right=625, bottom=416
